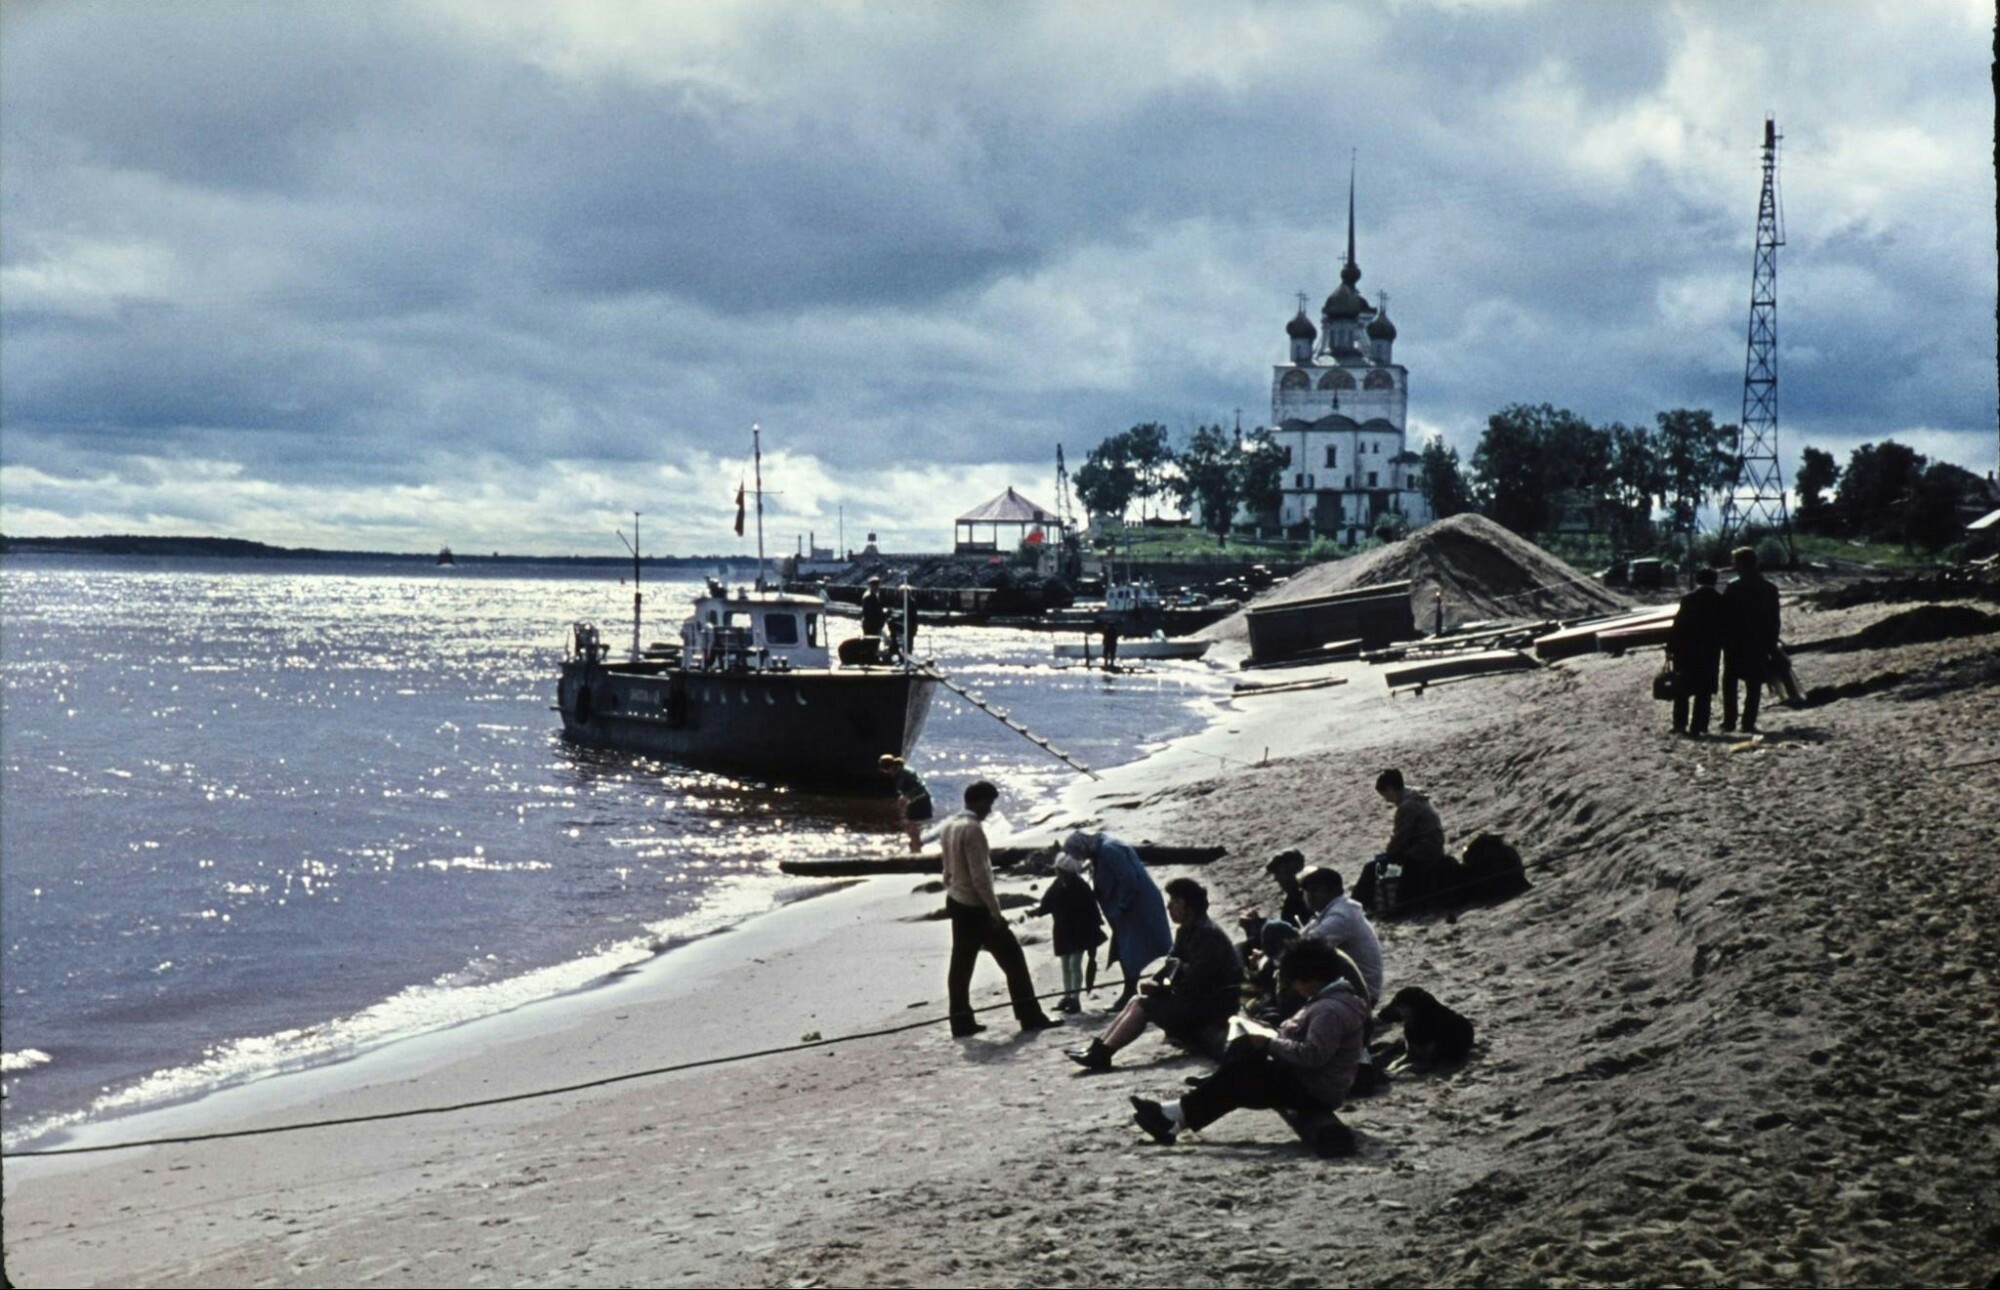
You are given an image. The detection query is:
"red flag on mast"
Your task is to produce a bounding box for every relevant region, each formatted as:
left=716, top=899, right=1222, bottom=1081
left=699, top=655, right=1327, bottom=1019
left=733, top=481, right=746, bottom=536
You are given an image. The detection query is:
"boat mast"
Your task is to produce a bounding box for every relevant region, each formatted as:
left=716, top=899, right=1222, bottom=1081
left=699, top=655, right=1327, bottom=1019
left=617, top=511, right=643, bottom=659
left=753, top=423, right=768, bottom=590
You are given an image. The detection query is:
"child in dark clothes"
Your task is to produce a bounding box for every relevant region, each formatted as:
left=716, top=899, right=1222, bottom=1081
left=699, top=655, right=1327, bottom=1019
left=1026, top=851, right=1107, bottom=1012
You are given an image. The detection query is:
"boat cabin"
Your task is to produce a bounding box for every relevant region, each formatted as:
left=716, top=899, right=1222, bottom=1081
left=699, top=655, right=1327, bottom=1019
left=1105, top=581, right=1163, bottom=614
left=680, top=587, right=830, bottom=672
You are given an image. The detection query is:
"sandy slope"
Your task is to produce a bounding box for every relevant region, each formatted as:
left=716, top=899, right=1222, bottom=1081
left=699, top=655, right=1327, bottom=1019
left=4, top=593, right=1995, bottom=1289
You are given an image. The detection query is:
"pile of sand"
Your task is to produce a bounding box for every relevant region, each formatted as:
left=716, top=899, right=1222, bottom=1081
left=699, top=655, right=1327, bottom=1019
left=1204, top=512, right=1632, bottom=643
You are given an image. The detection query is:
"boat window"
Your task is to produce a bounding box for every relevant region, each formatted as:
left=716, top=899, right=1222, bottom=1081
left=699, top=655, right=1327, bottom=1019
left=805, top=613, right=821, bottom=647
left=726, top=610, right=754, bottom=629
left=764, top=613, right=800, bottom=646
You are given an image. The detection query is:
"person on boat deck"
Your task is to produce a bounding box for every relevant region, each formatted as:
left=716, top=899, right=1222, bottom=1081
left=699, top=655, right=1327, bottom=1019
left=878, top=754, right=932, bottom=854
left=1128, top=937, right=1369, bottom=1152
left=1061, top=830, right=1172, bottom=1011
left=941, top=781, right=1060, bottom=1038
left=860, top=577, right=889, bottom=638
left=1066, top=877, right=1242, bottom=1072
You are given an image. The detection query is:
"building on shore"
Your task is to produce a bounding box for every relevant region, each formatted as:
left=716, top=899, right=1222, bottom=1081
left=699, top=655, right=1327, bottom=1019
left=1257, top=168, right=1432, bottom=544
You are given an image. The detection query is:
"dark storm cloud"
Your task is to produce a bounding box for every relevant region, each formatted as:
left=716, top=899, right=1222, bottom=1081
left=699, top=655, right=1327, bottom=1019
left=2, top=1, right=1991, bottom=552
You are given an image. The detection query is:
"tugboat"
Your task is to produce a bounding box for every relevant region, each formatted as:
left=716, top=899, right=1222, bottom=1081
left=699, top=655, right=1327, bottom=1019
left=555, top=429, right=937, bottom=787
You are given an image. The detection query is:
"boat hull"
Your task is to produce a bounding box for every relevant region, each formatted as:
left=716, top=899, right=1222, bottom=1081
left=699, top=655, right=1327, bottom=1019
left=557, top=661, right=937, bottom=787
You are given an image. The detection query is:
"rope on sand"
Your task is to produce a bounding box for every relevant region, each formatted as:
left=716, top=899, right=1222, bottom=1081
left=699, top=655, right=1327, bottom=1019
left=0, top=984, right=1104, bottom=1161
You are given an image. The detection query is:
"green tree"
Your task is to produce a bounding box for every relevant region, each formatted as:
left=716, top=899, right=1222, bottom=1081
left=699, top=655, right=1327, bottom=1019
left=1171, top=424, right=1239, bottom=543
left=1417, top=436, right=1475, bottom=520
left=1471, top=403, right=1600, bottom=536
left=1606, top=421, right=1664, bottom=549
left=1654, top=409, right=1736, bottom=539
left=1794, top=446, right=1840, bottom=535
left=1232, top=427, right=1287, bottom=527
left=1834, top=440, right=1926, bottom=543
left=1123, top=423, right=1174, bottom=521
left=1073, top=436, right=1139, bottom=525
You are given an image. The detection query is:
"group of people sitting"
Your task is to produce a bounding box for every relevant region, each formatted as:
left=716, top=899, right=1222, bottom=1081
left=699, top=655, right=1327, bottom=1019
left=938, top=771, right=1444, bottom=1153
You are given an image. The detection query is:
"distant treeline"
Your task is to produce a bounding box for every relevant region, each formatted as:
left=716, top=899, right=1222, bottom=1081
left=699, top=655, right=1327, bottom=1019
left=0, top=534, right=763, bottom=566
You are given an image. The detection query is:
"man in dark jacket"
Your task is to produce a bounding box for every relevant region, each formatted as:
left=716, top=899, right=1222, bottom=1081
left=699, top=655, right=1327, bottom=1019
left=859, top=577, right=888, bottom=637
left=1128, top=937, right=1369, bottom=1149
left=1721, top=546, right=1782, bottom=734
left=1668, top=566, right=1726, bottom=736
left=1067, top=877, right=1242, bottom=1071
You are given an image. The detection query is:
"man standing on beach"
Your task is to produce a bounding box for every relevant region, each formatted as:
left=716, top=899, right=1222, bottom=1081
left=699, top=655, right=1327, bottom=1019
left=941, top=781, right=1060, bottom=1038
left=1721, top=546, right=1782, bottom=734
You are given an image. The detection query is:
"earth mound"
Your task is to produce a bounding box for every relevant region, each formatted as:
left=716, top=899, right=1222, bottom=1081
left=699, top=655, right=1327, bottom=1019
left=1204, top=513, right=1632, bottom=643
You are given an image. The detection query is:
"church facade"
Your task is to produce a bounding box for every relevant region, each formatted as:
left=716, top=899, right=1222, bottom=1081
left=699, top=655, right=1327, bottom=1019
left=1260, top=178, right=1431, bottom=542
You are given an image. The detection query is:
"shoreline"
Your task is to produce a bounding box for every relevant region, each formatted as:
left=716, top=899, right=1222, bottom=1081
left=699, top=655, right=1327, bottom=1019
left=5, top=597, right=1994, bottom=1287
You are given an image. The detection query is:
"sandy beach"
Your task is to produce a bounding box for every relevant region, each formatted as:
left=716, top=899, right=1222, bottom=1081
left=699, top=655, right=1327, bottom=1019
left=5, top=587, right=1996, bottom=1288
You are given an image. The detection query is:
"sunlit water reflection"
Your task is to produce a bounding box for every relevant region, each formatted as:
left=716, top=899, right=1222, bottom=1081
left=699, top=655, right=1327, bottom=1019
left=0, top=555, right=1229, bottom=1146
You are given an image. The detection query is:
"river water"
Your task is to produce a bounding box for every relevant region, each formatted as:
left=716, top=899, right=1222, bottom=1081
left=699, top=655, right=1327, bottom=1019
left=0, top=555, right=1228, bottom=1149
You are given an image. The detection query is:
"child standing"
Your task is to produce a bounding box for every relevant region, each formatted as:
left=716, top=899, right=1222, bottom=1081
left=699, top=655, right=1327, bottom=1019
left=1026, top=851, right=1107, bottom=1013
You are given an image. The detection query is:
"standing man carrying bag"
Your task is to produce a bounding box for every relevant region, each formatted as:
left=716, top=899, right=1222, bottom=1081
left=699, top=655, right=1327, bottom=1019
left=942, top=781, right=1061, bottom=1038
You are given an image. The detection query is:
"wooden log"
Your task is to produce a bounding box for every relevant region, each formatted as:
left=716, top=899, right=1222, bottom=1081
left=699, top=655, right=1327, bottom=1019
left=1595, top=620, right=1675, bottom=655
left=1382, top=649, right=1539, bottom=689
left=1532, top=606, right=1676, bottom=660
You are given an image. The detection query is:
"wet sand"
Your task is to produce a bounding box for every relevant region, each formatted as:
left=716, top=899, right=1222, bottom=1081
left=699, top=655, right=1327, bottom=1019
left=5, top=593, right=1995, bottom=1288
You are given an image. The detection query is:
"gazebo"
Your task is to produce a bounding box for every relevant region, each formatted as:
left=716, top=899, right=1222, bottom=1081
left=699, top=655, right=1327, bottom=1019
left=954, top=487, right=1064, bottom=554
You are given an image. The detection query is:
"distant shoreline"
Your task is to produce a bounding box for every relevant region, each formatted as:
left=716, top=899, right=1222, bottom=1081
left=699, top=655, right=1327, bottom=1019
left=0, top=534, right=765, bottom=568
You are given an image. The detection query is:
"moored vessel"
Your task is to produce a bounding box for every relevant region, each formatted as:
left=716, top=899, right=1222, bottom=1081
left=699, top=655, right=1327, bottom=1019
left=555, top=426, right=937, bottom=787
left=557, top=587, right=937, bottom=786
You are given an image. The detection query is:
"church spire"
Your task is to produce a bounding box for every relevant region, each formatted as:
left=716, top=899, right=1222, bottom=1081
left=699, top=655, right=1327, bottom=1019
left=1341, top=150, right=1360, bottom=287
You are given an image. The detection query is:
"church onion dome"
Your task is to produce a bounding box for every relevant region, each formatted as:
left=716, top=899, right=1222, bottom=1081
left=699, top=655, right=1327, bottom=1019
left=1322, top=282, right=1369, bottom=321
left=1368, top=308, right=1397, bottom=341
left=1286, top=309, right=1318, bottom=340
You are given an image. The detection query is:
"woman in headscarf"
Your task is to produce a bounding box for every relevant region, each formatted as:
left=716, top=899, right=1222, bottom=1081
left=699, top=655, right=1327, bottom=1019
left=1061, top=830, right=1172, bottom=1009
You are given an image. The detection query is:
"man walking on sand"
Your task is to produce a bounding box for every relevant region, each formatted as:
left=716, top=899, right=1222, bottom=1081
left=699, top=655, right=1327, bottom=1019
left=942, top=781, right=1060, bottom=1038
left=1721, top=546, right=1782, bottom=735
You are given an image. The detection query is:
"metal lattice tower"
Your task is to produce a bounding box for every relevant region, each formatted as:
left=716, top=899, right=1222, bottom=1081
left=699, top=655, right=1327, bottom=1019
left=1719, top=116, right=1794, bottom=562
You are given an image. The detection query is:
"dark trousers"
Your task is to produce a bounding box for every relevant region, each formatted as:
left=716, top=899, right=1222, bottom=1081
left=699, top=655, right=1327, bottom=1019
left=946, top=898, right=1048, bottom=1029
left=1672, top=652, right=1720, bottom=734
left=1722, top=649, right=1767, bottom=731
left=1180, top=1051, right=1329, bottom=1132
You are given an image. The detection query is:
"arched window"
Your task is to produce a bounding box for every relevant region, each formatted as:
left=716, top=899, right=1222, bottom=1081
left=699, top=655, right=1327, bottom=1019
left=1280, top=370, right=1310, bottom=390
left=1319, top=371, right=1356, bottom=390
left=1363, top=370, right=1395, bottom=390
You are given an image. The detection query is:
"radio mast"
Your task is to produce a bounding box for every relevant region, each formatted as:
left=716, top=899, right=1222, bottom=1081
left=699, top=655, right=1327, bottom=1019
left=1719, top=116, right=1794, bottom=564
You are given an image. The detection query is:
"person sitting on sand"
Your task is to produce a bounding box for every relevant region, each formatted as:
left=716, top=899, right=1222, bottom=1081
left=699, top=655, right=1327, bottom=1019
left=1128, top=937, right=1369, bottom=1150
left=1244, top=847, right=1314, bottom=936
left=1023, top=849, right=1106, bottom=1013
left=1062, top=830, right=1173, bottom=1011
left=1066, top=877, right=1242, bottom=1072
left=942, top=781, right=1060, bottom=1038
left=878, top=754, right=932, bottom=854
left=1299, top=867, right=1384, bottom=1006
left=1353, top=768, right=1448, bottom=916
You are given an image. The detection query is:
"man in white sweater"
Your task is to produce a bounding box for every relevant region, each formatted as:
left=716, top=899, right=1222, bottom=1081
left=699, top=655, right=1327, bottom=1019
left=941, top=781, right=1059, bottom=1038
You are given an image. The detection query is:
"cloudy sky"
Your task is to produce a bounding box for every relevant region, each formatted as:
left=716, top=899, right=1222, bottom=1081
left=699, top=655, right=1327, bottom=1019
left=3, top=0, right=1993, bottom=555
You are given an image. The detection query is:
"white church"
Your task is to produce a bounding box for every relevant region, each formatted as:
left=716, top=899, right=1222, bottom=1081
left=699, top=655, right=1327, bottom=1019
left=1257, top=175, right=1431, bottom=543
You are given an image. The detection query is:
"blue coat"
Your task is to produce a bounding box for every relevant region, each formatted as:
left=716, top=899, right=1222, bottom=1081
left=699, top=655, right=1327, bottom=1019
left=1086, top=834, right=1173, bottom=976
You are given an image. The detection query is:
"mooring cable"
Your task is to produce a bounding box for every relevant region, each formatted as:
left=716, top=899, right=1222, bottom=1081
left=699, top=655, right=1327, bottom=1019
left=0, top=984, right=1097, bottom=1160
